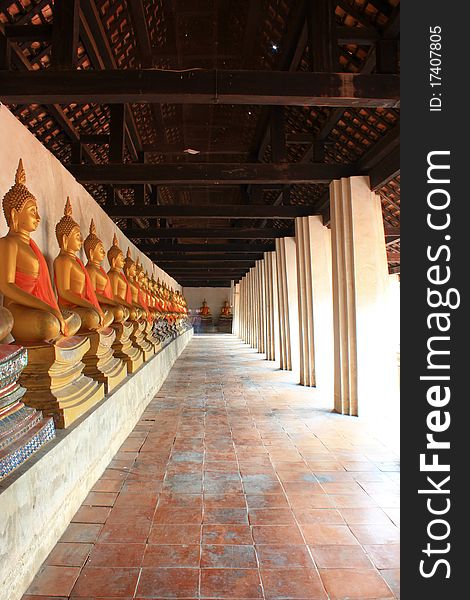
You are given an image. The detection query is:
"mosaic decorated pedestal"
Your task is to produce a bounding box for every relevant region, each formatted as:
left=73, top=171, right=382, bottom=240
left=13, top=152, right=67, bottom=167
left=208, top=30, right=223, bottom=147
left=0, top=345, right=55, bottom=479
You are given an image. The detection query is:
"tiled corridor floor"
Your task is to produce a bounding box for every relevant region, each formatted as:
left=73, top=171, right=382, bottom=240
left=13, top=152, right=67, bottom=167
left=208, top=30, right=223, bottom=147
left=23, top=335, right=400, bottom=600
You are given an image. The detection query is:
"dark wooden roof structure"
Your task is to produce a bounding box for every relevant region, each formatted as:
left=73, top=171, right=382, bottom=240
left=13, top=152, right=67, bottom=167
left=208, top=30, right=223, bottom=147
left=0, top=0, right=400, bottom=286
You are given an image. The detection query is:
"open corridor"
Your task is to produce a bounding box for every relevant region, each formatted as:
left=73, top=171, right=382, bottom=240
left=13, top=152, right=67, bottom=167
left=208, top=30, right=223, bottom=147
left=23, top=335, right=400, bottom=600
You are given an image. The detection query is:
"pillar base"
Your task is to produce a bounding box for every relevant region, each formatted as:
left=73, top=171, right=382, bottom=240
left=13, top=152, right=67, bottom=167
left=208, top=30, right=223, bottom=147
left=130, top=321, right=154, bottom=361
left=19, top=337, right=105, bottom=429
left=111, top=322, right=143, bottom=374
left=0, top=345, right=55, bottom=479
left=79, top=328, right=127, bottom=394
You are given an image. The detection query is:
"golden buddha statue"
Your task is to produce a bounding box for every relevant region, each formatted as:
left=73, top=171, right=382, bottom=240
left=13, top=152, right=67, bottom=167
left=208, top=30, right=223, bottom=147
left=106, top=235, right=144, bottom=372
left=84, top=220, right=128, bottom=323
left=0, top=306, right=14, bottom=343
left=0, top=160, right=80, bottom=342
left=123, top=248, right=154, bottom=359
left=54, top=198, right=112, bottom=332
left=220, top=300, right=233, bottom=318
left=200, top=299, right=211, bottom=317
left=0, top=161, right=103, bottom=428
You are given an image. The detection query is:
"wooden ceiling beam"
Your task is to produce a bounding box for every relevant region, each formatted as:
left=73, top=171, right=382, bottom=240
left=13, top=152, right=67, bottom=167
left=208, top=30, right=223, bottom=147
left=0, top=70, right=400, bottom=108
left=69, top=162, right=352, bottom=185
left=3, top=24, right=52, bottom=41
left=139, top=243, right=274, bottom=253
left=151, top=254, right=265, bottom=262
left=124, top=228, right=294, bottom=239
left=52, top=0, right=79, bottom=70
left=105, top=204, right=316, bottom=219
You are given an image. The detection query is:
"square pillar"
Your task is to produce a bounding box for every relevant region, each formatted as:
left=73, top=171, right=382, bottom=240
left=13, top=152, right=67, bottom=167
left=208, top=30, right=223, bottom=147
left=295, top=216, right=334, bottom=391
left=275, top=237, right=300, bottom=373
left=263, top=251, right=279, bottom=362
left=330, top=176, right=394, bottom=417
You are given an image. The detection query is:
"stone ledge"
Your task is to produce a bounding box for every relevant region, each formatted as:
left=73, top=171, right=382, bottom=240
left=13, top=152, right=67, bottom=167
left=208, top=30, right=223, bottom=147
left=0, top=328, right=193, bottom=600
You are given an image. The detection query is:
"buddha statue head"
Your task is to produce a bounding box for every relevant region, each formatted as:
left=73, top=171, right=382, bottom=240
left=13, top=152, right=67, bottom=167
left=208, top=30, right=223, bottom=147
left=123, top=247, right=137, bottom=281
left=107, top=233, right=125, bottom=270
left=2, top=159, right=40, bottom=234
left=84, top=219, right=106, bottom=264
left=56, top=197, right=82, bottom=253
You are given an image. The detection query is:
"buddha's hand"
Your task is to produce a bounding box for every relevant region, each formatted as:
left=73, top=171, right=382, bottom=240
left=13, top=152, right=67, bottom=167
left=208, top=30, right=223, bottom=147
left=55, top=310, right=68, bottom=336
left=98, top=310, right=105, bottom=327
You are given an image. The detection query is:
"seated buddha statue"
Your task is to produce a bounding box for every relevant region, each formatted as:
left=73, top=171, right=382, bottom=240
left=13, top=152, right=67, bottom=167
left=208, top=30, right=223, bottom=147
left=54, top=198, right=112, bottom=332
left=84, top=220, right=128, bottom=323
left=200, top=299, right=211, bottom=318
left=220, top=300, right=233, bottom=318
left=123, top=249, right=148, bottom=319
left=0, top=160, right=80, bottom=343
left=107, top=234, right=138, bottom=318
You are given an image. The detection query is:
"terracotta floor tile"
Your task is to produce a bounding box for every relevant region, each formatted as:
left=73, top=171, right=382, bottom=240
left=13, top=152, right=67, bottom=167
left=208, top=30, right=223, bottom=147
left=72, top=506, right=111, bottom=524
left=83, top=491, right=118, bottom=507
left=260, top=568, right=327, bottom=600
left=153, top=506, right=203, bottom=524
left=60, top=523, right=102, bottom=544
left=293, top=509, right=344, bottom=524
left=149, top=524, right=202, bottom=545
left=158, top=493, right=203, bottom=509
left=97, top=518, right=152, bottom=543
left=46, top=543, right=93, bottom=567
left=245, top=494, right=289, bottom=509
left=301, top=524, right=359, bottom=546
left=91, top=478, right=123, bottom=493
left=204, top=507, right=249, bottom=524
left=350, top=524, right=400, bottom=545
left=381, top=569, right=400, bottom=598
left=251, top=525, right=304, bottom=545
left=106, top=506, right=155, bottom=523
left=87, top=543, right=146, bottom=567
left=137, top=567, right=199, bottom=598
left=201, top=544, right=258, bottom=568
left=287, top=494, right=334, bottom=509
left=331, top=494, right=378, bottom=509
left=71, top=566, right=139, bottom=597
left=248, top=508, right=296, bottom=525
left=200, top=568, right=263, bottom=598
left=255, top=545, right=315, bottom=568
left=142, top=544, right=200, bottom=568
left=339, top=508, right=393, bottom=525
left=204, top=493, right=247, bottom=508
left=310, top=545, right=374, bottom=569
left=100, top=468, right=129, bottom=481
left=26, top=566, right=81, bottom=596
left=364, top=544, right=400, bottom=569
left=202, top=524, right=253, bottom=545
left=113, top=492, right=158, bottom=509
left=319, top=568, right=395, bottom=599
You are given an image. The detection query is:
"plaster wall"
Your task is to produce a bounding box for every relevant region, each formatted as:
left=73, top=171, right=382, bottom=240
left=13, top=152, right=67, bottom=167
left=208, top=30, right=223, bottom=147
left=0, top=329, right=193, bottom=600
left=183, top=287, right=231, bottom=321
left=0, top=105, right=180, bottom=291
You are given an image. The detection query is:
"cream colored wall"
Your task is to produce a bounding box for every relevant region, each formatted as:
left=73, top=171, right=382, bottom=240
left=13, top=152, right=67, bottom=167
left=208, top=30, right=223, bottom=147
left=183, top=287, right=231, bottom=319
left=0, top=105, right=180, bottom=291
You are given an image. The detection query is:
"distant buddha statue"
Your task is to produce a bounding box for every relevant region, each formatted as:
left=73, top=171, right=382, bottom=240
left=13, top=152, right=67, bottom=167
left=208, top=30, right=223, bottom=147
left=54, top=198, right=112, bottom=332
left=200, top=299, right=211, bottom=317
left=123, top=249, right=148, bottom=319
left=84, top=220, right=128, bottom=323
left=220, top=300, right=232, bottom=318
left=0, top=160, right=80, bottom=342
left=107, top=234, right=136, bottom=316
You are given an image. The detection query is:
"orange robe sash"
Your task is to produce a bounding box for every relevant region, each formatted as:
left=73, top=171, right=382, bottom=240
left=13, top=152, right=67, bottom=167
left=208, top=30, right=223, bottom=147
left=15, top=239, right=60, bottom=312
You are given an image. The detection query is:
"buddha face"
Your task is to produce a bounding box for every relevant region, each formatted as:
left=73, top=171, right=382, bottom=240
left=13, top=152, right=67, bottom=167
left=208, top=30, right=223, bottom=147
left=114, top=251, right=125, bottom=270
left=90, top=241, right=106, bottom=264
left=11, top=197, right=40, bottom=233
left=63, top=225, right=82, bottom=253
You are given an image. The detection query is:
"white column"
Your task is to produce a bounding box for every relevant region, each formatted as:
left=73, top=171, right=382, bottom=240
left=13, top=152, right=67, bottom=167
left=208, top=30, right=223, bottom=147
left=263, top=251, right=278, bottom=361
left=295, top=216, right=334, bottom=391
left=275, top=237, right=300, bottom=373
left=330, top=176, right=393, bottom=417
left=233, top=282, right=240, bottom=335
